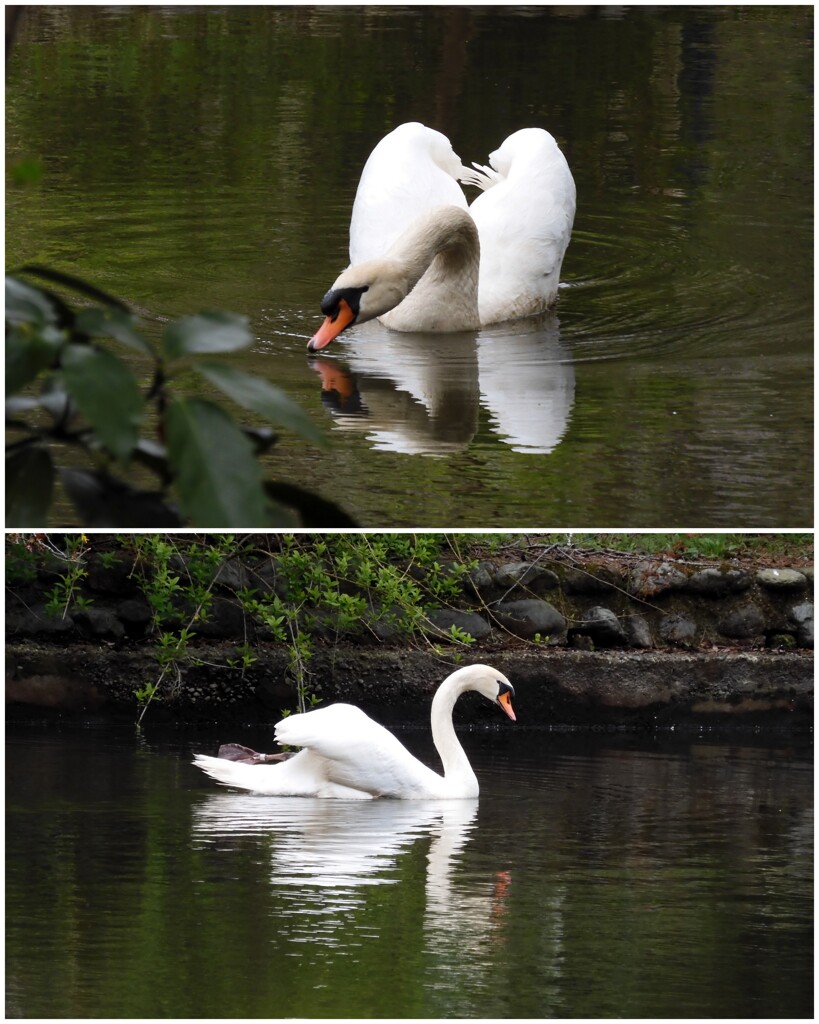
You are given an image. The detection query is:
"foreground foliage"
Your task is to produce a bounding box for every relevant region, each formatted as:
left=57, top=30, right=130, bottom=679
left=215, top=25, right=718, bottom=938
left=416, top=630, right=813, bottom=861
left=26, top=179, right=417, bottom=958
left=5, top=268, right=353, bottom=527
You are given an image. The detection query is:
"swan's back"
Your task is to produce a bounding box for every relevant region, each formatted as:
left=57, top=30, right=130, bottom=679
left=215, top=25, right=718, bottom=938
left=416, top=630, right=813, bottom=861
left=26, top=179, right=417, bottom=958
left=469, top=128, right=576, bottom=323
left=350, top=122, right=469, bottom=265
left=276, top=703, right=449, bottom=798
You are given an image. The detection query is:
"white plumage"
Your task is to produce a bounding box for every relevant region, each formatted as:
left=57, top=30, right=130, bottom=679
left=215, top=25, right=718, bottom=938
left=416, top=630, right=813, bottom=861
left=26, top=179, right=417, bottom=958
left=349, top=122, right=470, bottom=265
left=193, top=664, right=516, bottom=800
left=308, top=122, right=575, bottom=350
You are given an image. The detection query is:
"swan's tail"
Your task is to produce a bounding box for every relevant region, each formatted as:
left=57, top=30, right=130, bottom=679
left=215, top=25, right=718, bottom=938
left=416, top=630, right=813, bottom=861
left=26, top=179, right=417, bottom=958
left=192, top=753, right=267, bottom=791
left=459, top=162, right=502, bottom=191
left=216, top=742, right=292, bottom=764
left=192, top=750, right=373, bottom=799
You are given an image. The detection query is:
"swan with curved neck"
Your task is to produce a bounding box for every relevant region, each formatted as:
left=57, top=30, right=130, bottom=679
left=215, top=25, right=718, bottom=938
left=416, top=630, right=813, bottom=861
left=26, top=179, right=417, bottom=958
left=192, top=664, right=516, bottom=799
left=307, top=122, right=575, bottom=351
left=309, top=206, right=481, bottom=349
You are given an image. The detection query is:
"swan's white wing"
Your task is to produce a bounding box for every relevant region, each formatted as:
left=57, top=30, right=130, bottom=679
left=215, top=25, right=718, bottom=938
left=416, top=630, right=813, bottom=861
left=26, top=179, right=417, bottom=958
left=276, top=703, right=447, bottom=799
left=469, top=128, right=576, bottom=323
left=193, top=704, right=445, bottom=799
left=349, top=122, right=469, bottom=265
left=192, top=748, right=372, bottom=799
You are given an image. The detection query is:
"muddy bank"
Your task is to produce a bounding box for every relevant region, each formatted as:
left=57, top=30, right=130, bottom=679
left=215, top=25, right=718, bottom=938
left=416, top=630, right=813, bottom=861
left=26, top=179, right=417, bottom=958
left=5, top=640, right=812, bottom=731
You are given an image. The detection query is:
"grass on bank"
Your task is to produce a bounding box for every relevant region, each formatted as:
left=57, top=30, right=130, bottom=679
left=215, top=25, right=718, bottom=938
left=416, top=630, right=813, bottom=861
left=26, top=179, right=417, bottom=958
left=471, top=533, right=813, bottom=563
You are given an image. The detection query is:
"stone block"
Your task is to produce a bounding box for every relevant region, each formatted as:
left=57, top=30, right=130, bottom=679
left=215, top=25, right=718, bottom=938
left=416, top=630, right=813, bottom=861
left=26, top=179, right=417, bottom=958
left=687, top=568, right=751, bottom=596
left=492, top=599, right=566, bottom=639
left=659, top=614, right=698, bottom=647
left=562, top=567, right=623, bottom=594
left=579, top=606, right=628, bottom=646
left=72, top=607, right=125, bottom=640
left=493, top=561, right=560, bottom=594
left=718, top=602, right=767, bottom=639
left=629, top=560, right=687, bottom=598
left=756, top=568, right=808, bottom=590
left=788, top=601, right=814, bottom=648
left=624, top=614, right=653, bottom=648
left=423, top=609, right=492, bottom=641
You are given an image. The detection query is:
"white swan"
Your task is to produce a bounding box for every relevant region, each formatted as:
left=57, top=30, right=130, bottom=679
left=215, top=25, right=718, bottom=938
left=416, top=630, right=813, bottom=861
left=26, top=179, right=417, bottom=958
left=308, top=122, right=575, bottom=351
left=192, top=664, right=516, bottom=799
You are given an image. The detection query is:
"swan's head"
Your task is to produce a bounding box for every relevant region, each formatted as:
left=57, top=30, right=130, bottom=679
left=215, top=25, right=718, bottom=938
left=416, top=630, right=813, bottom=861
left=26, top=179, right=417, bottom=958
left=493, top=677, right=516, bottom=721
left=307, top=260, right=406, bottom=351
left=388, top=122, right=470, bottom=181
left=487, top=127, right=559, bottom=177
left=455, top=664, right=517, bottom=722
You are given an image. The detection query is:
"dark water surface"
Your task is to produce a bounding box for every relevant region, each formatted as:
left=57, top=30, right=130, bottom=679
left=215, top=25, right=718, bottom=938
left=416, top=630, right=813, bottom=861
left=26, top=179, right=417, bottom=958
left=5, top=725, right=813, bottom=1019
left=5, top=6, right=813, bottom=527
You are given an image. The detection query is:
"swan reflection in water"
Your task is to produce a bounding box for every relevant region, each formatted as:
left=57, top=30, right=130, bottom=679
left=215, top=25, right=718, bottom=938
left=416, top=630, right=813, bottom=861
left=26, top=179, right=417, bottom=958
left=192, top=796, right=511, bottom=953
left=308, top=312, right=575, bottom=456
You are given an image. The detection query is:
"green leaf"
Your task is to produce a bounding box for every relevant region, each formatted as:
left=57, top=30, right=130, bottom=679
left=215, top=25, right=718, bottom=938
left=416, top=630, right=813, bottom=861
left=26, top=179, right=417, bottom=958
left=18, top=264, right=131, bottom=312
left=59, top=468, right=181, bottom=527
left=162, top=311, right=252, bottom=359
left=164, top=397, right=286, bottom=526
left=5, top=325, right=64, bottom=395
left=60, top=343, right=144, bottom=461
left=5, top=276, right=60, bottom=327
left=194, top=361, right=326, bottom=446
left=75, top=307, right=154, bottom=356
left=6, top=446, right=54, bottom=526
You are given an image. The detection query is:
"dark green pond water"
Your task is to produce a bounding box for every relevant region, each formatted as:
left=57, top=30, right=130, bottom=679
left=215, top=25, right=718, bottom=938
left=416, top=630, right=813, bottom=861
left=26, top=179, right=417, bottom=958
left=5, top=6, right=813, bottom=527
left=5, top=726, right=812, bottom=1019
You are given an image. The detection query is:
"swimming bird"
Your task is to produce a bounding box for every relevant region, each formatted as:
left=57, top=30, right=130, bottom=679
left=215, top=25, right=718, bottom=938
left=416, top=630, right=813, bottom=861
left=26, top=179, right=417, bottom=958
left=308, top=122, right=575, bottom=350
left=192, top=663, right=516, bottom=799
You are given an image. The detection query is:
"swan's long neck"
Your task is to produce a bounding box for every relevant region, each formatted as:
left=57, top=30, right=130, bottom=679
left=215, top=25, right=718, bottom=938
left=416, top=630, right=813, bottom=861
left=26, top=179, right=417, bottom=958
left=430, top=673, right=478, bottom=792
left=379, top=206, right=481, bottom=332
left=387, top=207, right=477, bottom=286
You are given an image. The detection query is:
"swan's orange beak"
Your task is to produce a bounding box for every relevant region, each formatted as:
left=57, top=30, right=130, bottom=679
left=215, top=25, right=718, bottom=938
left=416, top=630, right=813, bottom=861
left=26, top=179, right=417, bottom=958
left=308, top=298, right=356, bottom=352
left=497, top=691, right=516, bottom=721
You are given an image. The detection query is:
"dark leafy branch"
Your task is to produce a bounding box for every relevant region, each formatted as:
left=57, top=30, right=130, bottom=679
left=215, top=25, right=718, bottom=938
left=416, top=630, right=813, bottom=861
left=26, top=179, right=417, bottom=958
left=5, top=268, right=355, bottom=527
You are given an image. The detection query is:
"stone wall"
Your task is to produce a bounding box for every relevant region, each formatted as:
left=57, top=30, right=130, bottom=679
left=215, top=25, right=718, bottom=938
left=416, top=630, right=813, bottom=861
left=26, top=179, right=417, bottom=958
left=5, top=547, right=814, bottom=728
left=432, top=557, right=814, bottom=651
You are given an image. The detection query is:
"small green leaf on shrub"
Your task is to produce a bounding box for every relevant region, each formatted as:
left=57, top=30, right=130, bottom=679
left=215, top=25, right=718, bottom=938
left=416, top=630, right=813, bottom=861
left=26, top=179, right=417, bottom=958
left=75, top=307, right=153, bottom=356
left=5, top=276, right=59, bottom=327
left=164, top=397, right=293, bottom=527
left=6, top=325, right=64, bottom=395
left=162, top=311, right=252, bottom=359
left=195, top=361, right=326, bottom=446
left=6, top=446, right=54, bottom=525
left=19, top=265, right=131, bottom=312
left=60, top=343, right=144, bottom=461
